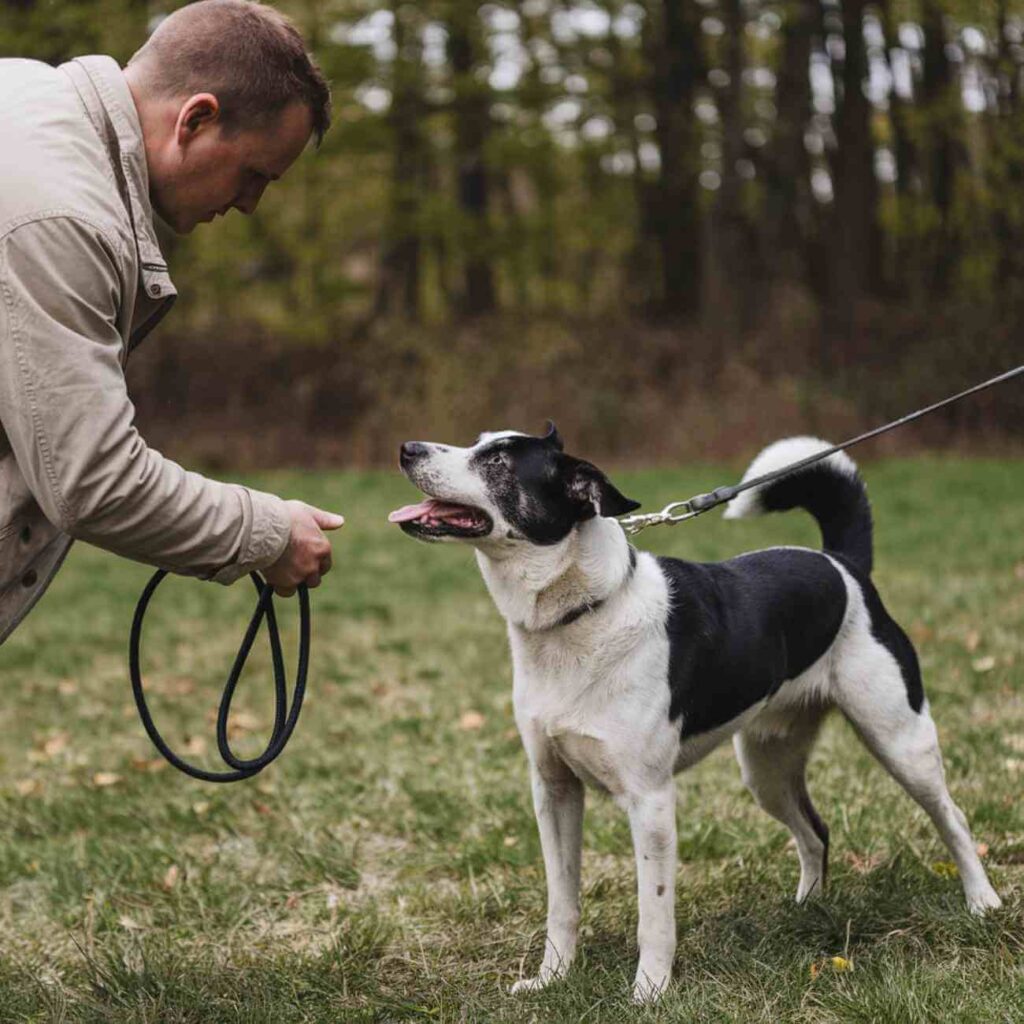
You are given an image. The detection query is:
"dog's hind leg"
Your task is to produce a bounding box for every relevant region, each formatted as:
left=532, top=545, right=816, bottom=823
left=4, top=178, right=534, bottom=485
left=734, top=707, right=830, bottom=903
left=836, top=646, right=1001, bottom=915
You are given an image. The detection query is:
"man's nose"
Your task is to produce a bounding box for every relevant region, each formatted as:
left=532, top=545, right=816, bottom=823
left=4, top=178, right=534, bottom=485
left=400, top=442, right=431, bottom=466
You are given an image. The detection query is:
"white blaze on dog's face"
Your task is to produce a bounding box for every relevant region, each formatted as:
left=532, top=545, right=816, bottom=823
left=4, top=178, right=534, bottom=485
left=389, top=424, right=640, bottom=548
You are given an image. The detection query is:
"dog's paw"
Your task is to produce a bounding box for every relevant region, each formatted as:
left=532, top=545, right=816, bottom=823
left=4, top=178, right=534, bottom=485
left=795, top=871, right=826, bottom=904
left=511, top=976, right=551, bottom=995
left=966, top=885, right=1002, bottom=916
left=631, top=968, right=671, bottom=1004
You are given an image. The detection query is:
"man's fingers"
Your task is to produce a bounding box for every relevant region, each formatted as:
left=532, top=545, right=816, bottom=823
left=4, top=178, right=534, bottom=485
left=311, top=507, right=345, bottom=531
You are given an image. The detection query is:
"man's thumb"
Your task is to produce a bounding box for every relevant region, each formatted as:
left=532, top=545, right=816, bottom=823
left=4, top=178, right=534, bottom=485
left=311, top=507, right=345, bottom=530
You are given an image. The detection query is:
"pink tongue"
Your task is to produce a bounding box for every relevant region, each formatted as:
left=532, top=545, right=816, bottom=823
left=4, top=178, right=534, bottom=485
left=388, top=498, right=472, bottom=524
left=388, top=499, right=437, bottom=524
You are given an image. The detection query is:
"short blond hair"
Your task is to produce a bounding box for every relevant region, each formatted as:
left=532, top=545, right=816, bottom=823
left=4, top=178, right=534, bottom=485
left=129, top=0, right=331, bottom=144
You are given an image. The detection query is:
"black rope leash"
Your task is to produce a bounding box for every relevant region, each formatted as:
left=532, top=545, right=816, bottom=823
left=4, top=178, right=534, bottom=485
left=129, top=571, right=309, bottom=782
left=619, top=364, right=1024, bottom=534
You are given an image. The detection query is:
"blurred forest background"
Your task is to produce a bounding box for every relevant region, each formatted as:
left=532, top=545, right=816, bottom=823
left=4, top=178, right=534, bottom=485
left=2, top=0, right=1023, bottom=465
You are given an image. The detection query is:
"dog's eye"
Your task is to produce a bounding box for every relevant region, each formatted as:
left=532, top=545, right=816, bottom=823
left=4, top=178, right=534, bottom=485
left=487, top=450, right=509, bottom=468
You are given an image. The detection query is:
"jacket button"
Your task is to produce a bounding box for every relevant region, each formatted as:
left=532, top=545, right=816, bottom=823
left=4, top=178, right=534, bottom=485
left=20, top=525, right=31, bottom=544
left=22, top=570, right=37, bottom=587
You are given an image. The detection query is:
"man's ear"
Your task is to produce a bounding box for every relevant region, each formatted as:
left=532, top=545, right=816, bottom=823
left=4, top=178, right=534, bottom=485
left=177, top=93, right=220, bottom=142
left=542, top=420, right=564, bottom=451
left=565, top=457, right=642, bottom=519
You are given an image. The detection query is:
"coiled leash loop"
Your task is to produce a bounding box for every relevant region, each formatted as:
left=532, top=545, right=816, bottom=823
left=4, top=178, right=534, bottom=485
left=129, top=571, right=309, bottom=782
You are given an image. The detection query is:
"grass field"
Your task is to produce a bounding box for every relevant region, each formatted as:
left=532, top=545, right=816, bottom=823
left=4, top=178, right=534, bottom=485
left=1, top=456, right=1022, bottom=1023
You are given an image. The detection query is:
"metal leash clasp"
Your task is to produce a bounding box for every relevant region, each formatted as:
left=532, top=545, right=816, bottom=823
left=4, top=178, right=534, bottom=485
left=618, top=499, right=700, bottom=536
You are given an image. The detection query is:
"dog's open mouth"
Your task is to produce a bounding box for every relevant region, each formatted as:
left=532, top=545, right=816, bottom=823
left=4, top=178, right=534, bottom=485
left=388, top=498, right=493, bottom=539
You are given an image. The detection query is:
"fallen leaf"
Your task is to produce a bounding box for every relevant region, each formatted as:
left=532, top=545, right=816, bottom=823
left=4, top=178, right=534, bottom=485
left=227, top=710, right=263, bottom=734
left=15, top=779, right=42, bottom=797
left=964, top=630, right=981, bottom=653
left=41, top=732, right=70, bottom=758
left=118, top=915, right=142, bottom=931
left=285, top=893, right=300, bottom=910
left=131, top=757, right=168, bottom=774
left=972, top=656, right=996, bottom=673
left=976, top=843, right=989, bottom=858
left=192, top=801, right=211, bottom=816
left=931, top=861, right=959, bottom=878
left=830, top=956, right=852, bottom=972
left=153, top=677, right=195, bottom=697
left=844, top=851, right=884, bottom=875
left=909, top=621, right=934, bottom=644
left=183, top=736, right=208, bottom=756
left=503, top=835, right=518, bottom=847
left=459, top=710, right=485, bottom=731
left=57, top=679, right=78, bottom=696
left=809, top=961, right=820, bottom=980
left=92, top=772, right=121, bottom=788
left=252, top=801, right=272, bottom=816
left=161, top=864, right=179, bottom=891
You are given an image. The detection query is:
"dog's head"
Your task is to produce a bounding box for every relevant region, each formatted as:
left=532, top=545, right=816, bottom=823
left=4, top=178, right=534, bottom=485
left=389, top=423, right=640, bottom=547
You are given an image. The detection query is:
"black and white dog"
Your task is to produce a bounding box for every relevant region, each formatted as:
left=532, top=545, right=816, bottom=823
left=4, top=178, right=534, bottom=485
left=389, top=425, right=1000, bottom=1002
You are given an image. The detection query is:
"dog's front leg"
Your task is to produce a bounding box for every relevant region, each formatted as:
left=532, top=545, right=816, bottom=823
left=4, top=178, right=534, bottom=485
left=511, top=761, right=584, bottom=994
left=627, top=782, right=677, bottom=1003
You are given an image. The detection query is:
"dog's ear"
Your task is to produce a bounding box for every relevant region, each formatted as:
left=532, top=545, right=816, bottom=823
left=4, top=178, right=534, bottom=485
left=542, top=420, right=564, bottom=451
left=565, top=457, right=641, bottom=519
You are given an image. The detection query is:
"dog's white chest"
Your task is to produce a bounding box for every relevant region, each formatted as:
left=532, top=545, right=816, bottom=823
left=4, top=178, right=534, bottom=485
left=547, top=729, right=624, bottom=794
left=512, top=630, right=679, bottom=797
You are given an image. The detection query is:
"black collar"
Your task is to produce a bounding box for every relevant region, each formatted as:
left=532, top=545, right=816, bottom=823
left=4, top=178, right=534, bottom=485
left=543, top=547, right=637, bottom=631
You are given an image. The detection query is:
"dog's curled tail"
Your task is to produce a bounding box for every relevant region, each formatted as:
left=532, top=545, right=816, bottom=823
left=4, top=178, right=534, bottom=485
left=723, top=436, right=874, bottom=576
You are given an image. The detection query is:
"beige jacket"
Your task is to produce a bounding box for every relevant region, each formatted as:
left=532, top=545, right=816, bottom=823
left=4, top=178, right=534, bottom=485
left=0, top=55, right=291, bottom=645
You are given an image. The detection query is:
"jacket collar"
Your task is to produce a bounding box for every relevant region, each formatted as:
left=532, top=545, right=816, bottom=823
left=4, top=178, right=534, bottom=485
left=60, top=55, right=177, bottom=310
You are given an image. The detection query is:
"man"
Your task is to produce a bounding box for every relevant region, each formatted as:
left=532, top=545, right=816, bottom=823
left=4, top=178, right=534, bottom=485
left=0, top=0, right=342, bottom=645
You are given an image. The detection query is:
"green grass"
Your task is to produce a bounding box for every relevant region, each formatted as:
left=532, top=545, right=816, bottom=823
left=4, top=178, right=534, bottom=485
left=1, top=456, right=1022, bottom=1023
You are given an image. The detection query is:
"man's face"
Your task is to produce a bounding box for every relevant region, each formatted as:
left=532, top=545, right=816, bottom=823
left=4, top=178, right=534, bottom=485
left=152, top=99, right=313, bottom=234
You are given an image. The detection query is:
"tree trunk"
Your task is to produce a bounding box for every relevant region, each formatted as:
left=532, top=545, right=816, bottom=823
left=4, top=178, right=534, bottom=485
left=991, top=0, right=1023, bottom=300
left=711, top=0, right=752, bottom=333
left=643, top=0, right=704, bottom=319
left=447, top=0, right=497, bottom=316
left=376, top=0, right=425, bottom=320
left=877, top=0, right=917, bottom=298
left=825, top=0, right=876, bottom=356
left=920, top=0, right=962, bottom=294
left=764, top=0, right=816, bottom=288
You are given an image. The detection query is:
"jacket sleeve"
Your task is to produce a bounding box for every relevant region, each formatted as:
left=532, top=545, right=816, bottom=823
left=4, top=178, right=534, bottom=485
left=0, top=215, right=291, bottom=583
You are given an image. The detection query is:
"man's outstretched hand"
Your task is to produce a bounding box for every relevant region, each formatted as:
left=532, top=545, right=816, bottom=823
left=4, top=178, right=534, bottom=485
left=263, top=500, right=345, bottom=597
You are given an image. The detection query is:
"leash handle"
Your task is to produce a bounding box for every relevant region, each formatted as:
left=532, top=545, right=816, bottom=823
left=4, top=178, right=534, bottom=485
left=129, top=570, right=310, bottom=782
left=621, top=364, right=1024, bottom=535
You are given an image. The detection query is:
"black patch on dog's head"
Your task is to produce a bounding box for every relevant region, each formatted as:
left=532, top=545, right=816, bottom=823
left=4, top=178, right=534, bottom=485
left=470, top=428, right=640, bottom=545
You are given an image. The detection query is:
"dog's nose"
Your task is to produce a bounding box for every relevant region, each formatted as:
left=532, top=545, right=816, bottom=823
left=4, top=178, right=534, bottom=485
left=400, top=441, right=430, bottom=465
